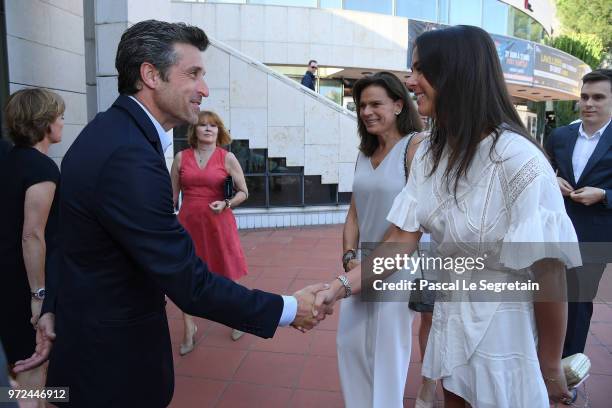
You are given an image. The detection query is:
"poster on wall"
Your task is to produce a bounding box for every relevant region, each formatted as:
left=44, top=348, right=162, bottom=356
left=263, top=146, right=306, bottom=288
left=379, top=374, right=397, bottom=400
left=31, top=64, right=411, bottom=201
left=533, top=44, right=591, bottom=95
left=406, top=21, right=589, bottom=99
left=491, top=34, right=534, bottom=85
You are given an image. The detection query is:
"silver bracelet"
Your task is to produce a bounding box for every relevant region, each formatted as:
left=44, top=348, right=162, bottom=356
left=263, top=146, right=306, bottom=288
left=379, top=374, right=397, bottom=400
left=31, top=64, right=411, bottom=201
left=336, top=274, right=352, bottom=298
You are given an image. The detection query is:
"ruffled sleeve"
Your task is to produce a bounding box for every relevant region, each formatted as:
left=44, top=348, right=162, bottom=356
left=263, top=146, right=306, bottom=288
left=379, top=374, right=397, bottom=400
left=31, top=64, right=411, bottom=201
left=499, top=155, right=582, bottom=270
left=386, top=185, right=420, bottom=232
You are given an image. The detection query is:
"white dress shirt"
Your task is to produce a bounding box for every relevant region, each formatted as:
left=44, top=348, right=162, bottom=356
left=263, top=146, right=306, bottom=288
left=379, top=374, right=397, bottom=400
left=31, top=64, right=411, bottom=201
left=572, top=119, right=611, bottom=182
left=128, top=95, right=297, bottom=326
left=128, top=96, right=173, bottom=153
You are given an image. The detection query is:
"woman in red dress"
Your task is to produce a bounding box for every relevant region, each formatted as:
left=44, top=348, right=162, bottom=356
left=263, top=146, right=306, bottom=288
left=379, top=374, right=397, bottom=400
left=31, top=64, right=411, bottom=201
left=171, top=110, right=249, bottom=353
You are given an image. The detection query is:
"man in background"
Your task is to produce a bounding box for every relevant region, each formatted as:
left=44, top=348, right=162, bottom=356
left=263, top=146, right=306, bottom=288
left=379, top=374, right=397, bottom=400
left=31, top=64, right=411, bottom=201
left=301, top=59, right=318, bottom=91
left=545, top=69, right=612, bottom=357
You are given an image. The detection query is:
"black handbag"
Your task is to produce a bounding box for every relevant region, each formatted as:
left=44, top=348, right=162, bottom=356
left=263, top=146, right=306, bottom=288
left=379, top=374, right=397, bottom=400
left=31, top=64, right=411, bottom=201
left=404, top=133, right=437, bottom=313
left=223, top=176, right=234, bottom=200
left=408, top=276, right=436, bottom=313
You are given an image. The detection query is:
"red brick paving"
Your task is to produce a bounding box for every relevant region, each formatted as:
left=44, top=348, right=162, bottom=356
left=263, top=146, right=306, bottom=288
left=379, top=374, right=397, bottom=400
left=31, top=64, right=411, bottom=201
left=167, top=225, right=612, bottom=407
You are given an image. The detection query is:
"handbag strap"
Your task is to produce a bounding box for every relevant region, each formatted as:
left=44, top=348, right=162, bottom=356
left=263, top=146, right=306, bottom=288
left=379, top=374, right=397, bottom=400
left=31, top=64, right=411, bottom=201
left=403, top=132, right=418, bottom=183
left=402, top=132, right=424, bottom=277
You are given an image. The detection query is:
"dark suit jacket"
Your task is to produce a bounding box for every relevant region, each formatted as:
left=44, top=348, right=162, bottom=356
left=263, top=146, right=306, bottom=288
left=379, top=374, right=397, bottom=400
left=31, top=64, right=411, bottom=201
left=46, top=95, right=284, bottom=408
left=301, top=71, right=315, bottom=91
left=0, top=137, right=12, bottom=159
left=545, top=122, right=612, bottom=243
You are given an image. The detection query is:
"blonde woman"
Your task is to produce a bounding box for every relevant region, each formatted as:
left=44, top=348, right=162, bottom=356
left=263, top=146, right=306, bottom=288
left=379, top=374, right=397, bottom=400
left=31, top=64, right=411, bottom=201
left=0, top=88, right=64, bottom=404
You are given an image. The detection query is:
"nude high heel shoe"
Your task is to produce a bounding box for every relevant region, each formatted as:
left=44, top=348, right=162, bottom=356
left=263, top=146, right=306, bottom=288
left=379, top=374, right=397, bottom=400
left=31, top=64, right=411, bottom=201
left=179, top=325, right=198, bottom=356
left=231, top=329, right=244, bottom=341
left=415, top=378, right=437, bottom=408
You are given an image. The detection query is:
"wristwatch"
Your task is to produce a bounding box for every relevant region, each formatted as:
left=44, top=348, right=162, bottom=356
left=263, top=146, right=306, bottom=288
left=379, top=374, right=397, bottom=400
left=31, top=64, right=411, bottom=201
left=31, top=288, right=46, bottom=300
left=224, top=198, right=231, bottom=210
left=342, top=249, right=356, bottom=271
left=336, top=274, right=352, bottom=298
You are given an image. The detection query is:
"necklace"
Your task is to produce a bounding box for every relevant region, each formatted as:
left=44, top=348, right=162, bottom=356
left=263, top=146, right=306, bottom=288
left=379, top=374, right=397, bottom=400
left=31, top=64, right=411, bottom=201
left=195, top=147, right=214, bottom=167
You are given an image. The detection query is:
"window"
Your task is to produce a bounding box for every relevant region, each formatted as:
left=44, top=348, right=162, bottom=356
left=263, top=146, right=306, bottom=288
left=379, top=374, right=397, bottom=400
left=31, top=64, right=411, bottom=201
left=320, top=0, right=342, bottom=9
left=338, top=192, right=352, bottom=204
left=344, top=0, right=392, bottom=15
left=231, top=142, right=345, bottom=208
left=249, top=0, right=317, bottom=6
left=529, top=19, right=544, bottom=43
left=207, top=0, right=247, bottom=3
left=305, top=176, right=338, bottom=205
left=244, top=177, right=267, bottom=207
left=205, top=0, right=247, bottom=3
left=173, top=130, right=347, bottom=208
left=231, top=140, right=266, bottom=173
left=449, top=0, right=482, bottom=26
left=438, top=0, right=449, bottom=23
left=482, top=0, right=508, bottom=36
left=319, top=79, right=343, bottom=105
left=396, top=0, right=437, bottom=22
left=269, top=175, right=302, bottom=206
left=173, top=125, right=190, bottom=156
left=508, top=7, right=530, bottom=40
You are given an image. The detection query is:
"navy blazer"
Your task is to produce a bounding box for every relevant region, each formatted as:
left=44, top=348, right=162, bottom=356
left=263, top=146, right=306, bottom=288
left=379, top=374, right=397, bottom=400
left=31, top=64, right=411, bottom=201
left=46, top=95, right=284, bottom=408
left=545, top=122, right=612, bottom=243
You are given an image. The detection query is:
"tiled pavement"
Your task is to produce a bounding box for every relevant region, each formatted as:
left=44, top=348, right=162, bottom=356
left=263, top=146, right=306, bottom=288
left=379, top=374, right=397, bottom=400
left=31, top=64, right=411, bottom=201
left=166, top=225, right=612, bottom=408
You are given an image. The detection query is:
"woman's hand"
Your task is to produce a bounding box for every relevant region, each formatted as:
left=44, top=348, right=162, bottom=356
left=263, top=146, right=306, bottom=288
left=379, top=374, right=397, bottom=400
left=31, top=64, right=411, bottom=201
left=30, top=298, right=42, bottom=328
left=209, top=200, right=226, bottom=214
left=345, top=259, right=360, bottom=272
left=314, top=278, right=345, bottom=312
left=541, top=363, right=574, bottom=405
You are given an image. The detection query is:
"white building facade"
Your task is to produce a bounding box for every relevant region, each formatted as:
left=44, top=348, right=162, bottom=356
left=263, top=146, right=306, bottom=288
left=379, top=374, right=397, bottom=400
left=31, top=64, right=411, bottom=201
left=1, top=0, right=588, bottom=228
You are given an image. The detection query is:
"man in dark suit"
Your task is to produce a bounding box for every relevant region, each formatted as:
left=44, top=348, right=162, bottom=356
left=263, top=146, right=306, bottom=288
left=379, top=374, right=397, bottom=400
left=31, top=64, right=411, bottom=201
left=0, top=136, right=12, bottom=158
left=300, top=59, right=317, bottom=91
left=13, top=21, right=330, bottom=407
left=545, top=69, right=612, bottom=357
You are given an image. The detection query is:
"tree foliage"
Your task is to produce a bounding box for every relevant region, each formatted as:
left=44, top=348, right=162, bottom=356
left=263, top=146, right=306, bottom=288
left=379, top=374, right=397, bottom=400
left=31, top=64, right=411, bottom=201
left=555, top=0, right=612, bottom=50
left=545, top=33, right=606, bottom=69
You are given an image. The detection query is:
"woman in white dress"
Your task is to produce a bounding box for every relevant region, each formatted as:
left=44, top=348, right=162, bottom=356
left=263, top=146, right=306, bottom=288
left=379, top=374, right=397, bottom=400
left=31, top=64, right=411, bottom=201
left=317, top=26, right=578, bottom=407
left=338, top=72, right=424, bottom=408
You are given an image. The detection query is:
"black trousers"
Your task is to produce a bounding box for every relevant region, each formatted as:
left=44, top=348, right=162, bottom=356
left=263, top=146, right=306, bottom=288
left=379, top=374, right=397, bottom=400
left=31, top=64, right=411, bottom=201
left=562, top=263, right=606, bottom=357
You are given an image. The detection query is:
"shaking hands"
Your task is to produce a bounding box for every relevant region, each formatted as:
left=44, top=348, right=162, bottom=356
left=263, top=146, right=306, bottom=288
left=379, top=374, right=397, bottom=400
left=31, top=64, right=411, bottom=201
left=290, top=283, right=336, bottom=332
left=290, top=277, right=350, bottom=333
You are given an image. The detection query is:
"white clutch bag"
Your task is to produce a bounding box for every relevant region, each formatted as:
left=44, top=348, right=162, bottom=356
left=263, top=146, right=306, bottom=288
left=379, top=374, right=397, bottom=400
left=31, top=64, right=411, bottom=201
left=562, top=353, right=591, bottom=388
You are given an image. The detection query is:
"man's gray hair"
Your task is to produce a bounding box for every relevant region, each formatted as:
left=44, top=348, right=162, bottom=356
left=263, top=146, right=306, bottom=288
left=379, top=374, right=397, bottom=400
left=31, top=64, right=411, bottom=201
left=116, top=20, right=209, bottom=95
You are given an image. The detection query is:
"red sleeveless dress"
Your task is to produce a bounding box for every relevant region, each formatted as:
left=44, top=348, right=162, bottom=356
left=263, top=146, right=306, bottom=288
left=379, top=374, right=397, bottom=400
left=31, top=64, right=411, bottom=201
left=178, top=147, right=248, bottom=280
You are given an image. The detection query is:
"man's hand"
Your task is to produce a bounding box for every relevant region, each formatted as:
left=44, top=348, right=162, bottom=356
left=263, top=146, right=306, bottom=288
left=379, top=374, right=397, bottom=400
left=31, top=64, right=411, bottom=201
left=570, top=186, right=606, bottom=206
left=556, top=177, right=574, bottom=197
left=12, top=312, right=56, bottom=373
left=291, top=283, right=332, bottom=332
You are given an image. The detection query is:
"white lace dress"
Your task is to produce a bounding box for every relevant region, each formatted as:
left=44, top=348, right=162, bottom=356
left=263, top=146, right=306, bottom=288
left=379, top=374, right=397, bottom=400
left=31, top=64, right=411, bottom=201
left=386, top=130, right=581, bottom=408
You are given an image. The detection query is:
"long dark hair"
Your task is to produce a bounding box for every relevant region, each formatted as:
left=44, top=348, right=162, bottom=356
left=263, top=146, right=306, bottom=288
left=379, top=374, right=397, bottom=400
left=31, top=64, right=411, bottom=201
left=352, top=72, right=423, bottom=157
left=414, top=25, right=540, bottom=193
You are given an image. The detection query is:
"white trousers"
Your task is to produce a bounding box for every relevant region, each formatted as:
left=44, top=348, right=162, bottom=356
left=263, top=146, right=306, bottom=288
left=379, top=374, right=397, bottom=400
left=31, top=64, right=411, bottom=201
left=336, top=297, right=415, bottom=408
